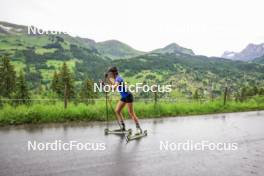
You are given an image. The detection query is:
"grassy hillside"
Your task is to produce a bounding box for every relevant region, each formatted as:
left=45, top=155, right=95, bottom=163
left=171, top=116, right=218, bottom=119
left=152, top=43, right=195, bottom=55
left=96, top=40, right=145, bottom=60
left=114, top=53, right=264, bottom=97
left=1, top=21, right=264, bottom=99
left=0, top=33, right=111, bottom=88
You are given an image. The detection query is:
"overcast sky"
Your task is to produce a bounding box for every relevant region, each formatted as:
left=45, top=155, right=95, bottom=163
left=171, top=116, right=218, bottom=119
left=1, top=0, right=264, bottom=56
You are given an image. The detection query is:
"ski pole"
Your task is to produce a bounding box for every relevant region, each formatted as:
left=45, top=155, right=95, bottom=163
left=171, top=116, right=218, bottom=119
left=105, top=91, right=109, bottom=129
left=103, top=73, right=109, bottom=129
left=104, top=70, right=121, bottom=129
left=107, top=97, right=122, bottom=129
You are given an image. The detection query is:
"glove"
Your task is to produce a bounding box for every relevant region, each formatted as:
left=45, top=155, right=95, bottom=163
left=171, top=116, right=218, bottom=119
left=105, top=73, right=108, bottom=78
left=99, top=79, right=105, bottom=86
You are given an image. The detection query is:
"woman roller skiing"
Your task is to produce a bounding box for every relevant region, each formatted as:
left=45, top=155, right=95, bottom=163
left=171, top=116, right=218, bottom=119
left=105, top=66, right=143, bottom=135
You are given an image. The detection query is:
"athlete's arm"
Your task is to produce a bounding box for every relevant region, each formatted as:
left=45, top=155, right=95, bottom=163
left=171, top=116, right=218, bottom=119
left=107, top=77, right=119, bottom=90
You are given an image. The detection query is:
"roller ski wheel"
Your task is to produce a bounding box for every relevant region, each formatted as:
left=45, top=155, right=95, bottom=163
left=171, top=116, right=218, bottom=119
left=104, top=128, right=132, bottom=135
left=104, top=128, right=109, bottom=135
left=126, top=130, right=147, bottom=142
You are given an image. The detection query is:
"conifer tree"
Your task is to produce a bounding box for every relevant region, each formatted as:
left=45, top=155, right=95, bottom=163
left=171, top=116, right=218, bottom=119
left=193, top=89, right=199, bottom=100
left=51, top=71, right=61, bottom=95
left=80, top=78, right=97, bottom=103
left=59, top=62, right=75, bottom=98
left=16, top=71, right=30, bottom=104
left=0, top=56, right=16, bottom=98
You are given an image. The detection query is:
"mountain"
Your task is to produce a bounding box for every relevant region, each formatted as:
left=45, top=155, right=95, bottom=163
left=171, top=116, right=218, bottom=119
left=74, top=37, right=97, bottom=49
left=96, top=41, right=195, bottom=59
left=0, top=21, right=143, bottom=60
left=0, top=22, right=195, bottom=59
left=253, top=55, right=264, bottom=64
left=114, top=52, right=264, bottom=96
left=221, top=51, right=237, bottom=59
left=0, top=21, right=28, bottom=35
left=222, top=43, right=264, bottom=61
left=152, top=43, right=195, bottom=55
left=1, top=21, right=264, bottom=95
left=96, top=40, right=145, bottom=59
left=0, top=21, right=111, bottom=88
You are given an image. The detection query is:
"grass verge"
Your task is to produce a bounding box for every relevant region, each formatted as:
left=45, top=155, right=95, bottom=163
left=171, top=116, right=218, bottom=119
left=0, top=97, right=264, bottom=125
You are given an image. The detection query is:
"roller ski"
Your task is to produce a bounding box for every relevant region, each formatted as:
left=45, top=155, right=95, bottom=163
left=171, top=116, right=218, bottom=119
left=126, top=128, right=147, bottom=142
left=104, top=128, right=132, bottom=135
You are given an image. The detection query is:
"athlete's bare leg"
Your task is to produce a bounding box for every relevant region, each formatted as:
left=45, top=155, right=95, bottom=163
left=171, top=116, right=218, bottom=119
left=127, top=103, right=140, bottom=124
left=115, top=100, right=126, bottom=124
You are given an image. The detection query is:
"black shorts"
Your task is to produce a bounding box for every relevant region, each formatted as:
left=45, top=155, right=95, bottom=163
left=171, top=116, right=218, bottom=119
left=120, top=93, right=134, bottom=103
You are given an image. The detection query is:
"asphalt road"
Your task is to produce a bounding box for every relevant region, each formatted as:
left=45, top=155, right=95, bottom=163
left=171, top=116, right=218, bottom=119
left=0, top=111, right=264, bottom=176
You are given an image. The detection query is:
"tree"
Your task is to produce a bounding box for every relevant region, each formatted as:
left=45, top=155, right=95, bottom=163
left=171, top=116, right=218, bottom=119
left=37, top=80, right=43, bottom=96
left=51, top=63, right=75, bottom=98
left=51, top=71, right=61, bottom=95
left=193, top=88, right=204, bottom=100
left=237, top=86, right=252, bottom=102
left=252, top=86, right=258, bottom=95
left=58, top=62, right=75, bottom=99
left=241, top=87, right=247, bottom=99
left=0, top=56, right=16, bottom=98
left=16, top=71, right=30, bottom=104
left=193, top=89, right=199, bottom=100
left=79, top=79, right=97, bottom=103
left=259, top=88, right=264, bottom=95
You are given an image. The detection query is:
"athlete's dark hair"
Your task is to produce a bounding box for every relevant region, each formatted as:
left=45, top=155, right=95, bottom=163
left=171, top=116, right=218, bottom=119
left=108, top=66, right=119, bottom=76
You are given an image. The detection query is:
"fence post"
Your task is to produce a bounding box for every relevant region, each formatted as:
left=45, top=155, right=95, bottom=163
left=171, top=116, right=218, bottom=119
left=210, top=90, right=214, bottom=102
left=210, top=84, right=214, bottom=102
left=154, top=85, right=158, bottom=105
left=154, top=92, right=157, bottom=105
left=153, top=85, right=160, bottom=117
left=64, top=84, right=68, bottom=109
left=223, top=87, right=228, bottom=105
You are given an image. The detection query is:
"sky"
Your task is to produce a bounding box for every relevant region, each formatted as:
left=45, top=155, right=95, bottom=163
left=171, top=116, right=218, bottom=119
left=0, top=0, right=264, bottom=56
